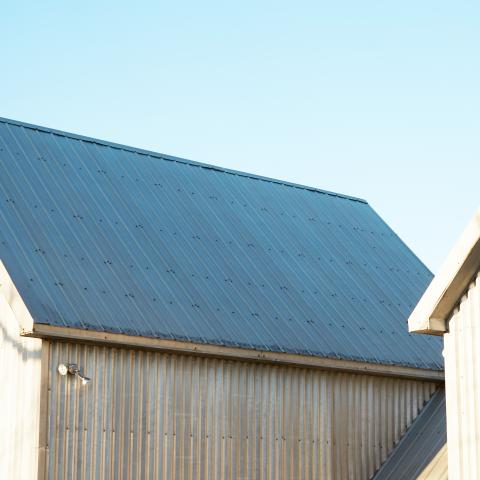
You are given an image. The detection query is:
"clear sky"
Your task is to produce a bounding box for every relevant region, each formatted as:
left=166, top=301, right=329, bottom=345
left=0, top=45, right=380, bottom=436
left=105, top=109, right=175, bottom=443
left=2, top=1, right=479, bottom=272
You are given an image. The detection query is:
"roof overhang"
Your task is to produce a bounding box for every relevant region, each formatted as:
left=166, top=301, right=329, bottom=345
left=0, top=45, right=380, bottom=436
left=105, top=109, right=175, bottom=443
left=1, top=260, right=444, bottom=382
left=22, top=323, right=444, bottom=381
left=409, top=208, right=480, bottom=335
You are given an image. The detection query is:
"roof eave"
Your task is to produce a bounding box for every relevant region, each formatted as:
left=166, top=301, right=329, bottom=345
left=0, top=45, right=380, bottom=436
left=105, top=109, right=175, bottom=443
left=408, top=208, right=480, bottom=335
left=22, top=323, right=444, bottom=381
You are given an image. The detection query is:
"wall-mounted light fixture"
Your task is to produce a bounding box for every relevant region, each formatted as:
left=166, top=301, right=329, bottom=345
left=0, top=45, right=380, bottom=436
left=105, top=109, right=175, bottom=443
left=58, top=363, right=91, bottom=385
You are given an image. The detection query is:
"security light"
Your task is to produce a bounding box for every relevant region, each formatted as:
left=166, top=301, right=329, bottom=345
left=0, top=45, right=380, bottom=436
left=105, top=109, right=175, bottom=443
left=58, top=363, right=91, bottom=385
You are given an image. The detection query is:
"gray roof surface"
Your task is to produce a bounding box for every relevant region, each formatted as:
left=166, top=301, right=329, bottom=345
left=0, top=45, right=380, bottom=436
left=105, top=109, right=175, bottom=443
left=0, top=117, right=442, bottom=369
left=373, top=387, right=447, bottom=479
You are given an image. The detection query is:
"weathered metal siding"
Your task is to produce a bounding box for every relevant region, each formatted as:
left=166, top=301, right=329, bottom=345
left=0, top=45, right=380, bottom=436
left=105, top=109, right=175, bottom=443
left=44, top=342, right=437, bottom=480
left=444, top=271, right=480, bottom=479
left=373, top=388, right=447, bottom=479
left=0, top=290, right=42, bottom=480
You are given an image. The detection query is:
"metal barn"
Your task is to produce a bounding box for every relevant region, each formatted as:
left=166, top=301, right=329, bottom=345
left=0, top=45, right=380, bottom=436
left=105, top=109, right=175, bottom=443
left=0, top=117, right=445, bottom=479
left=410, top=209, right=480, bottom=479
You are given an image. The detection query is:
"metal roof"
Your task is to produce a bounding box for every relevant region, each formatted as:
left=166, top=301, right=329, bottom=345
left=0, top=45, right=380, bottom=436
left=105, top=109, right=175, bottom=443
left=373, top=387, right=447, bottom=479
left=0, top=117, right=443, bottom=369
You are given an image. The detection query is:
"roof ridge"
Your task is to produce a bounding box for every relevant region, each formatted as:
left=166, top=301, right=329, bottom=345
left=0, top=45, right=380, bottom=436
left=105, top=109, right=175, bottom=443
left=0, top=116, right=367, bottom=204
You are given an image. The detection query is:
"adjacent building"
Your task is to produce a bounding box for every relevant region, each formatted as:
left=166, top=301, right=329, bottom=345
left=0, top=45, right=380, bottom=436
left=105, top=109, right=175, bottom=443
left=409, top=209, right=480, bottom=479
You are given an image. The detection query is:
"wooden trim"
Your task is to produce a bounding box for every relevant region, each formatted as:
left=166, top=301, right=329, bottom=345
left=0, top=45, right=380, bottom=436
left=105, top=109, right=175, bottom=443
left=37, top=340, right=50, bottom=480
left=409, top=208, right=480, bottom=335
left=22, top=324, right=445, bottom=382
left=0, top=259, right=34, bottom=332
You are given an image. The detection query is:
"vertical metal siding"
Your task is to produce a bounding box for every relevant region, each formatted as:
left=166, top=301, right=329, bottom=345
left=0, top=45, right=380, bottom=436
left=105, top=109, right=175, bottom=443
left=0, top=292, right=42, bottom=480
left=45, top=342, right=437, bottom=480
left=373, top=388, right=447, bottom=480
left=444, top=271, right=480, bottom=479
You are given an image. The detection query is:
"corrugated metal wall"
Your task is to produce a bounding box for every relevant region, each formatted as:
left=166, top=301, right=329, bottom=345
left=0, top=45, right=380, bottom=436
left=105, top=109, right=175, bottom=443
left=0, top=291, right=42, bottom=480
left=373, top=388, right=447, bottom=480
left=44, top=341, right=438, bottom=480
left=444, top=271, right=480, bottom=479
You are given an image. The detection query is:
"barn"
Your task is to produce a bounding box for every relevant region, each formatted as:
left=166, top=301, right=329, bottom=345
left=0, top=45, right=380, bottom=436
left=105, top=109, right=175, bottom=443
left=409, top=209, right=480, bottom=479
left=0, top=117, right=445, bottom=479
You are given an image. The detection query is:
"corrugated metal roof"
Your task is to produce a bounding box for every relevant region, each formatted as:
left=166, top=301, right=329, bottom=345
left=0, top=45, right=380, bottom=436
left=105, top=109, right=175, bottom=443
left=373, top=387, right=447, bottom=479
left=0, top=117, right=443, bottom=369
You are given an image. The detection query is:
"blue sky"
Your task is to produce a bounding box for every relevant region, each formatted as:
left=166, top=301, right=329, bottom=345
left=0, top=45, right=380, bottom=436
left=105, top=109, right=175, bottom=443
left=2, top=1, right=479, bottom=272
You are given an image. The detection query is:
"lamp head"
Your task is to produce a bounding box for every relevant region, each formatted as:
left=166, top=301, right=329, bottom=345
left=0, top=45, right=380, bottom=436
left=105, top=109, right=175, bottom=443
left=58, top=363, right=91, bottom=386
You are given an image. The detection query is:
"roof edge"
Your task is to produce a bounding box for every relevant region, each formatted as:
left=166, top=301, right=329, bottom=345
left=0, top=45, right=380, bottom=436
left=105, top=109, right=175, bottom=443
left=0, top=259, right=34, bottom=332
left=0, top=116, right=367, bottom=204
left=409, top=208, right=480, bottom=335
left=23, top=324, right=445, bottom=381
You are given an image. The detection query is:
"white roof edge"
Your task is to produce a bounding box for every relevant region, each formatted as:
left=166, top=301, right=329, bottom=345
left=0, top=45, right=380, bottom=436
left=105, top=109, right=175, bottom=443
left=408, top=208, right=480, bottom=335
left=0, top=259, right=35, bottom=332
